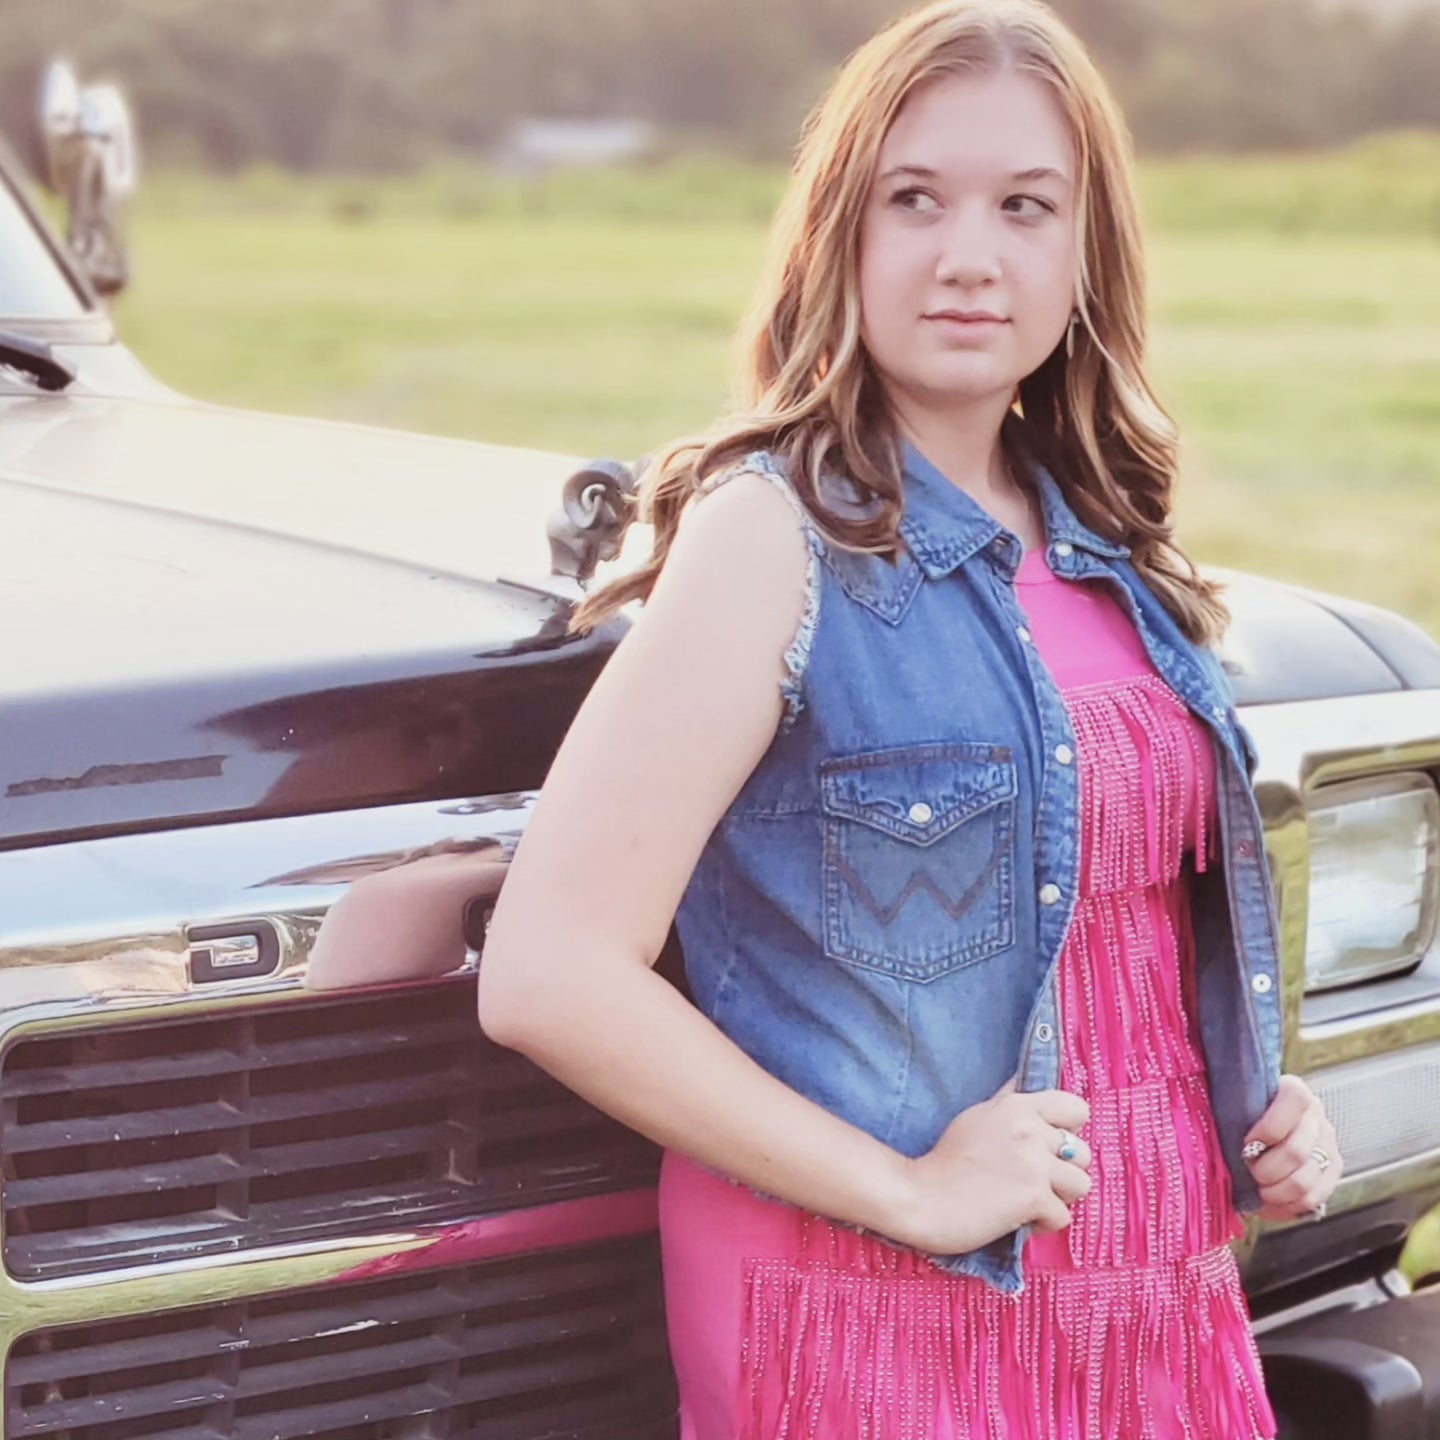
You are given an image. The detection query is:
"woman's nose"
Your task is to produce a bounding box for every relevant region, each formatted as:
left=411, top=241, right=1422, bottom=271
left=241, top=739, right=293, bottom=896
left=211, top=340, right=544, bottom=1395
left=933, top=207, right=1003, bottom=288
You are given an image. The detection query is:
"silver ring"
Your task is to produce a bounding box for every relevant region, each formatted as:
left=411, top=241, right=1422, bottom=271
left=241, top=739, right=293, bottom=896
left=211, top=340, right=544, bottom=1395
left=1310, top=1147, right=1332, bottom=1173
left=1056, top=1128, right=1079, bottom=1162
left=1242, top=1139, right=1268, bottom=1161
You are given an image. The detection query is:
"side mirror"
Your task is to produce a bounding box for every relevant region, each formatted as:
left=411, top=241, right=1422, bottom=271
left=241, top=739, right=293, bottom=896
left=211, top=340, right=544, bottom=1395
left=37, top=58, right=140, bottom=297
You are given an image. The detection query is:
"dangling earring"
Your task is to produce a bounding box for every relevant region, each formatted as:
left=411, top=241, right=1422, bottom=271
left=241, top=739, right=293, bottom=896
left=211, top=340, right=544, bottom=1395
left=1065, top=309, right=1079, bottom=361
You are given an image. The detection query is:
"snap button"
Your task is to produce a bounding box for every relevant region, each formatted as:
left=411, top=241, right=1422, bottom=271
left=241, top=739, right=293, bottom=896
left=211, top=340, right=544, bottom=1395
left=1054, top=542, right=1073, bottom=557
left=1016, top=625, right=1032, bottom=644
left=1035, top=1022, right=1055, bottom=1043
left=1251, top=973, right=1273, bottom=994
left=1054, top=743, right=1074, bottom=765
left=1212, top=704, right=1226, bottom=720
left=1038, top=882, right=1061, bottom=905
left=907, top=801, right=933, bottom=824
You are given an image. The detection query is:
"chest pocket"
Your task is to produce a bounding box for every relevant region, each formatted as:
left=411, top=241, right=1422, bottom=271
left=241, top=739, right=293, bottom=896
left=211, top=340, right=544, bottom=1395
left=820, top=740, right=1018, bottom=983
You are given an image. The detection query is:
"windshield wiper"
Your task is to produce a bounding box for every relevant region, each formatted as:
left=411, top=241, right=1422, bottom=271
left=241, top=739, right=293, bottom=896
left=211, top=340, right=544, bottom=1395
left=0, top=328, right=77, bottom=392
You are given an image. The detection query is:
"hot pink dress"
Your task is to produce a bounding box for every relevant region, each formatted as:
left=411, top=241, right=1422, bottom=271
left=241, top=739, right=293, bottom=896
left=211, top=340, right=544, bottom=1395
left=658, top=543, right=1279, bottom=1440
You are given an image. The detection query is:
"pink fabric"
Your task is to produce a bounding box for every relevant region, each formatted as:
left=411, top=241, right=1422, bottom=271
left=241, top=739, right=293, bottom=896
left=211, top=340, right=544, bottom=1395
left=659, top=544, right=1279, bottom=1439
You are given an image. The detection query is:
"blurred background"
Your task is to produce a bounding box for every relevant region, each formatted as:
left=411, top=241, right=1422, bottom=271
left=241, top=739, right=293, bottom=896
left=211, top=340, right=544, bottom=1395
left=1, top=0, right=1437, bottom=647
left=1, top=0, right=1438, bottom=1281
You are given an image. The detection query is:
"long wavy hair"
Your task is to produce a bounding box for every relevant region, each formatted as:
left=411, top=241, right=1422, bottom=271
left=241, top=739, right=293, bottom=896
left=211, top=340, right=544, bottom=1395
left=568, top=0, right=1230, bottom=647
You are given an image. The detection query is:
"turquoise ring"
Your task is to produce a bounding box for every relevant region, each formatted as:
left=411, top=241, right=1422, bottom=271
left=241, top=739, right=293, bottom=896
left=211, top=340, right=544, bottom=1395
left=1057, top=1128, right=1079, bottom=1162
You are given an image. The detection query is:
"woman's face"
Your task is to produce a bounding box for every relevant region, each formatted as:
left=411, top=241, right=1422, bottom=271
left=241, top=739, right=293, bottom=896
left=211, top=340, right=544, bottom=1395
left=858, top=67, right=1079, bottom=413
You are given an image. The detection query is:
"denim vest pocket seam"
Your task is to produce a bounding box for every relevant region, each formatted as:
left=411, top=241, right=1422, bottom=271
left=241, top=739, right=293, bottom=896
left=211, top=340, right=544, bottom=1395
left=722, top=801, right=815, bottom=821
left=820, top=740, right=1018, bottom=983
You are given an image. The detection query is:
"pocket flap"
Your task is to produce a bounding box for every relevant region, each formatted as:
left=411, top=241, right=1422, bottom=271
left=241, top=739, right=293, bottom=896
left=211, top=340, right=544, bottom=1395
left=820, top=741, right=1016, bottom=846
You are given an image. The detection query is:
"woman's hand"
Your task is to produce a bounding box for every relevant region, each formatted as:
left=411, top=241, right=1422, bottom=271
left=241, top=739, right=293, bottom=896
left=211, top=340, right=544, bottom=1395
left=1242, top=1073, right=1343, bottom=1222
left=895, top=1075, right=1093, bottom=1256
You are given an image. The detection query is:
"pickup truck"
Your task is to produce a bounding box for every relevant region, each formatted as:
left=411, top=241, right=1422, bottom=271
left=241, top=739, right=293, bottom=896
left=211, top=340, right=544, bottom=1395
left=2, top=134, right=1440, bottom=1439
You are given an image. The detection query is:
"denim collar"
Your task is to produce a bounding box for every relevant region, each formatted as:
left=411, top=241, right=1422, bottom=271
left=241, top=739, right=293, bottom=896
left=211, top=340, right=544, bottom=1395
left=896, top=421, right=1131, bottom=582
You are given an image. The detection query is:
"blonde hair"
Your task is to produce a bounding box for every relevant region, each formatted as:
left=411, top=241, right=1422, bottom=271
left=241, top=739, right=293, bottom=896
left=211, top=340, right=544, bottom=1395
left=569, top=0, right=1230, bottom=647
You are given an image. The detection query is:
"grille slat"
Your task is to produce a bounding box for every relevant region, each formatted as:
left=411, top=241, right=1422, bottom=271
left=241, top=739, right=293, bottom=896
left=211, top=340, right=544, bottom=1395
left=6, top=1321, right=237, bottom=1388
left=6, top=1152, right=247, bottom=1207
left=1, top=979, right=660, bottom=1279
left=2, top=1158, right=642, bottom=1278
left=1, top=1013, right=500, bottom=1099
left=7, top=1236, right=676, bottom=1440
left=6, top=1120, right=468, bottom=1208
left=5, top=1082, right=603, bottom=1159
left=3, top=1067, right=485, bottom=1153
left=7, top=1375, right=234, bottom=1437
left=221, top=1299, right=643, bottom=1410
left=238, top=1248, right=641, bottom=1351
left=8, top=1252, right=639, bottom=1391
left=9, top=1109, right=610, bottom=1209
left=227, top=1382, right=448, bottom=1440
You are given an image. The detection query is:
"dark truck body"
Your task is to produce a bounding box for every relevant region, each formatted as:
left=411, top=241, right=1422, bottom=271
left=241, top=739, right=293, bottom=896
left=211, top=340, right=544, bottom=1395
left=3, top=140, right=1440, bottom=1439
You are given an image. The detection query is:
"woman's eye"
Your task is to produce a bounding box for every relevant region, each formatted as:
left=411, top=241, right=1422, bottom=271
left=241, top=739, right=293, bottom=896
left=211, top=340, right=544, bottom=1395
left=889, top=186, right=940, bottom=215
left=1003, top=194, right=1057, bottom=219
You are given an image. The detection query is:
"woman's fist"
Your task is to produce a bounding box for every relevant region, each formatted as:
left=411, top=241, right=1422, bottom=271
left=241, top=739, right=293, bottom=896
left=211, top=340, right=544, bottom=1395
left=1242, top=1073, right=1343, bottom=1222
left=896, top=1074, right=1093, bottom=1255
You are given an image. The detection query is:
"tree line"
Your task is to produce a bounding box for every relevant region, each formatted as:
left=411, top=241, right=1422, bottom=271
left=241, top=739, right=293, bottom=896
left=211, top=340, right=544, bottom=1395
left=1, top=0, right=1437, bottom=176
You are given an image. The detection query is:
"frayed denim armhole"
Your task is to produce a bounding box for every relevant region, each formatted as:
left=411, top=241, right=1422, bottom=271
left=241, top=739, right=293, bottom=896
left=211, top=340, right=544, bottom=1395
left=693, top=450, right=823, bottom=736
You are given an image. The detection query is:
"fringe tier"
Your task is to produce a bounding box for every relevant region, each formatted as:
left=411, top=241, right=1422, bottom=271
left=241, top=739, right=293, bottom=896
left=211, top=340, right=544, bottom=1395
left=738, top=1239, right=1274, bottom=1440
left=725, top=673, right=1274, bottom=1437
left=1064, top=675, right=1215, bottom=898
left=1033, top=1072, right=1245, bottom=1273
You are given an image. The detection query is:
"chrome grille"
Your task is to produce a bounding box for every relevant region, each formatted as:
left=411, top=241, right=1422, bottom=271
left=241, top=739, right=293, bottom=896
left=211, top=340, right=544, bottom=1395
left=5, top=1235, right=676, bottom=1439
left=1, top=980, right=660, bottom=1279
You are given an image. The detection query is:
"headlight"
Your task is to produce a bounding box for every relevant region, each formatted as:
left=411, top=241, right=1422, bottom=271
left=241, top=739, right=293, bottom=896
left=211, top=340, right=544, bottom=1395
left=1305, top=772, right=1438, bottom=992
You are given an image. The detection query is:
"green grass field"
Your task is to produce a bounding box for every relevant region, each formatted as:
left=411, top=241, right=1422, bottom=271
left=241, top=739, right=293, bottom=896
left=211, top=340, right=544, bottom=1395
left=111, top=148, right=1440, bottom=640
left=102, top=146, right=1440, bottom=1283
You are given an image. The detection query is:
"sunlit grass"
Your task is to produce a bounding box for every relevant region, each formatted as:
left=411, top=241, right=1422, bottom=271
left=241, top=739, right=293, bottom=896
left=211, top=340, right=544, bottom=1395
left=110, top=150, right=1440, bottom=638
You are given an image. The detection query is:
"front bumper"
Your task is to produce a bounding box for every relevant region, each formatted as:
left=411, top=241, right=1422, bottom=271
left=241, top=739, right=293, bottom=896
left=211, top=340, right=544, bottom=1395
left=1258, top=1281, right=1440, bottom=1439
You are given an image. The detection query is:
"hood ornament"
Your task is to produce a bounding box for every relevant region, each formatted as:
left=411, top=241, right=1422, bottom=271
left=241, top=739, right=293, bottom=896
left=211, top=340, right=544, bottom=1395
left=546, top=457, right=645, bottom=587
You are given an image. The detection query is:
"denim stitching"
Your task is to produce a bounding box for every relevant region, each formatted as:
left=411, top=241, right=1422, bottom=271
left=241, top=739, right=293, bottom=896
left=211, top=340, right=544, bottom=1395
left=822, top=793, right=1017, bottom=982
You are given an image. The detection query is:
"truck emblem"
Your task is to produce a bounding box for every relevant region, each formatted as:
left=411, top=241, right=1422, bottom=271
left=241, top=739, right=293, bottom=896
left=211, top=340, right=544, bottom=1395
left=188, top=920, right=281, bottom=984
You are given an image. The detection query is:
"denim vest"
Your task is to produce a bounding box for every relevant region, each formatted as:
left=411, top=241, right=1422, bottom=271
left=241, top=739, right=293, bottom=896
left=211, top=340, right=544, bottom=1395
left=670, top=422, right=1285, bottom=1296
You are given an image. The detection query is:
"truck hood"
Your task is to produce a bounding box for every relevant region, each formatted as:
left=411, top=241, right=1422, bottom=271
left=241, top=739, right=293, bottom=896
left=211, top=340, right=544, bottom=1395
left=4, top=379, right=1433, bottom=702
left=0, top=385, right=638, bottom=610
left=2, top=385, right=1435, bottom=849
left=0, top=389, right=643, bottom=848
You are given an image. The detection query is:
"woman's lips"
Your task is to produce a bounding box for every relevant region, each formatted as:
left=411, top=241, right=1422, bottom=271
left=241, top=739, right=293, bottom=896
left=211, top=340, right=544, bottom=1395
left=923, top=311, right=1008, bottom=336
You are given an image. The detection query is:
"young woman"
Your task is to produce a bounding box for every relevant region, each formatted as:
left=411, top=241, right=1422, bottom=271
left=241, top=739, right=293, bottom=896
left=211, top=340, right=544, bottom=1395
left=311, top=2, right=1343, bottom=1434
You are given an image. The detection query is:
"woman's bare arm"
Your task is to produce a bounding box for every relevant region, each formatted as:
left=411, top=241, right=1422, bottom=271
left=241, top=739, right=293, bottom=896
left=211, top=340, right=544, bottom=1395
left=305, top=847, right=507, bottom=991
left=474, top=472, right=922, bottom=1241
